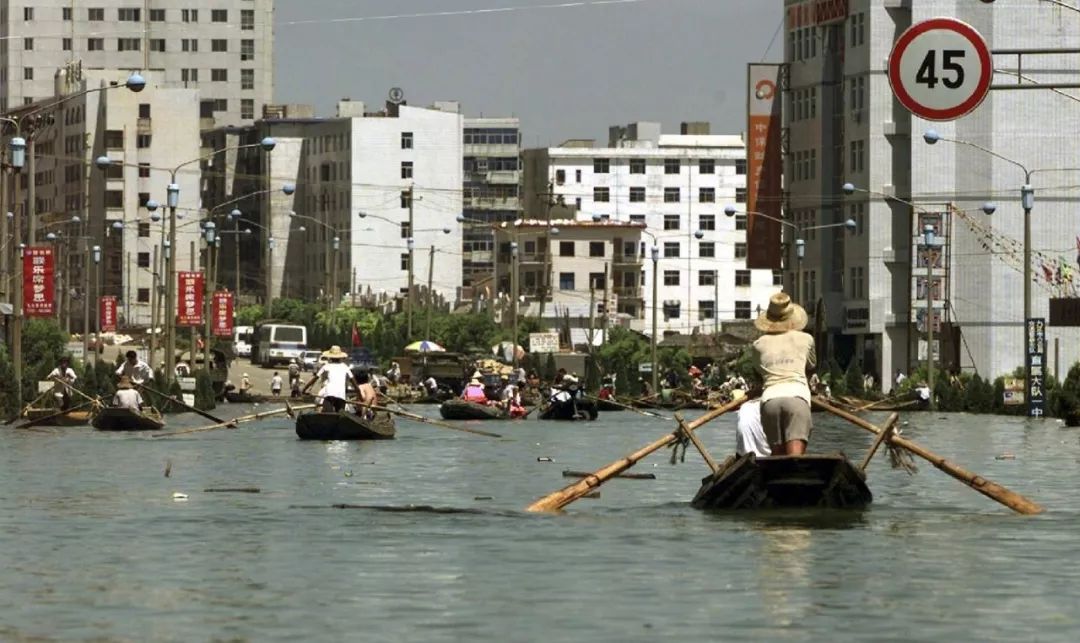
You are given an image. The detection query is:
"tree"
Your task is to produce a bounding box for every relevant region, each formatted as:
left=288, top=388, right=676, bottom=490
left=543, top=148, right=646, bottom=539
left=844, top=360, right=865, bottom=397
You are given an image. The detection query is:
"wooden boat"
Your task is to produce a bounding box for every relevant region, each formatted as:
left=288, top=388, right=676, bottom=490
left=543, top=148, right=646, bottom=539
left=691, top=453, right=872, bottom=510
left=439, top=399, right=507, bottom=420
left=595, top=398, right=625, bottom=412
left=92, top=407, right=165, bottom=432
left=22, top=407, right=93, bottom=427
left=539, top=398, right=598, bottom=421
left=295, top=411, right=396, bottom=440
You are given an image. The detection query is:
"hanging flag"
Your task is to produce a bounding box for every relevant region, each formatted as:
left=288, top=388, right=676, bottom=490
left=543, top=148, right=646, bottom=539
left=351, top=322, right=362, bottom=348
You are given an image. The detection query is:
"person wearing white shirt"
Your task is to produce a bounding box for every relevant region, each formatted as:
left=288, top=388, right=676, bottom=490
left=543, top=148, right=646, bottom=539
left=47, top=356, right=78, bottom=410
left=112, top=376, right=144, bottom=411
left=302, top=346, right=359, bottom=412
left=115, top=350, right=154, bottom=385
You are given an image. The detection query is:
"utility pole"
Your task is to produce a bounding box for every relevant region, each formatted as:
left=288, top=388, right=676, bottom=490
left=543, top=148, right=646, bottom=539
left=714, top=275, right=719, bottom=336
left=149, top=244, right=158, bottom=367
left=511, top=241, right=519, bottom=367
left=406, top=185, right=415, bottom=340
left=601, top=261, right=609, bottom=345
left=538, top=183, right=555, bottom=320
left=425, top=244, right=435, bottom=341
left=27, top=139, right=36, bottom=244
left=923, top=224, right=936, bottom=411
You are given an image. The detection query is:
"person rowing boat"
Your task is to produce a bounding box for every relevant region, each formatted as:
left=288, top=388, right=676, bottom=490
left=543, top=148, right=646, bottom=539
left=752, top=292, right=816, bottom=456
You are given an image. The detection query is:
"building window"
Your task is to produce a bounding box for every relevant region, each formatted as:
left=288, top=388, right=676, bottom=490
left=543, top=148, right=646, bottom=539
left=137, top=222, right=151, bottom=238
left=23, top=7, right=33, bottom=20
left=575, top=169, right=582, bottom=183
left=88, top=38, right=104, bottom=51
left=182, top=68, right=198, bottom=82
left=138, top=103, right=150, bottom=118
left=593, top=158, right=610, bottom=174
left=64, top=7, right=73, bottom=20
left=212, top=9, right=227, bottom=22
left=150, top=8, right=165, bottom=21
left=118, top=8, right=141, bottom=21
left=699, top=187, right=716, bottom=203
left=139, top=163, right=150, bottom=178
left=735, top=269, right=751, bottom=287
left=664, top=158, right=681, bottom=174
left=401, top=161, right=413, bottom=179
left=773, top=270, right=783, bottom=286
left=663, top=242, right=680, bottom=258
left=735, top=214, right=747, bottom=231
left=400, top=222, right=411, bottom=238
left=734, top=242, right=747, bottom=259
left=559, top=272, right=575, bottom=290
left=137, top=134, right=151, bottom=149
left=630, top=158, right=646, bottom=174
left=699, top=214, right=716, bottom=231
left=735, top=159, right=747, bottom=175
left=105, top=190, right=124, bottom=208
left=559, top=241, right=574, bottom=257
left=400, top=190, right=412, bottom=209
left=88, top=8, right=104, bottom=21
left=137, top=252, right=151, bottom=268
left=241, top=99, right=254, bottom=120
left=401, top=132, right=413, bottom=149
left=241, top=69, right=255, bottom=90
left=212, top=39, right=227, bottom=52
left=401, top=253, right=410, bottom=271
left=211, top=69, right=228, bottom=82
left=241, top=40, right=255, bottom=60
left=23, top=68, right=33, bottom=80
left=699, top=159, right=715, bottom=174
left=699, top=301, right=716, bottom=320
left=589, top=241, right=605, bottom=258
left=849, top=139, right=866, bottom=173
left=629, top=214, right=646, bottom=224
left=150, top=39, right=165, bottom=52
left=663, top=270, right=680, bottom=286
left=241, top=9, right=255, bottom=30
left=699, top=270, right=716, bottom=286
left=589, top=272, right=605, bottom=290
left=699, top=242, right=715, bottom=258
left=182, top=39, right=198, bottom=52
left=137, top=288, right=151, bottom=303
left=664, top=188, right=681, bottom=203
left=182, top=9, right=198, bottom=22
left=118, top=38, right=141, bottom=51
left=23, top=38, right=33, bottom=50
left=554, top=169, right=565, bottom=185
left=593, top=187, right=610, bottom=203
left=735, top=301, right=752, bottom=320
left=104, top=163, right=123, bottom=180
left=735, top=187, right=747, bottom=203
left=105, top=130, right=124, bottom=149
left=63, top=38, right=72, bottom=51
left=629, top=187, right=645, bottom=203
left=663, top=214, right=680, bottom=230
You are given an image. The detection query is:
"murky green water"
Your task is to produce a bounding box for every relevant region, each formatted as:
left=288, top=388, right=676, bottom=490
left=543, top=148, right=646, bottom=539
left=0, top=405, right=1074, bottom=641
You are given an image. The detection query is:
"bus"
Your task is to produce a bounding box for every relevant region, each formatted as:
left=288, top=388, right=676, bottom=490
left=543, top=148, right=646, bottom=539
left=233, top=325, right=255, bottom=357
left=254, top=323, right=307, bottom=366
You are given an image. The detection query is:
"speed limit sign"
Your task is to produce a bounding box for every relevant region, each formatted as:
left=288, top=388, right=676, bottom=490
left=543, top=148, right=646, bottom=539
left=887, top=17, right=992, bottom=121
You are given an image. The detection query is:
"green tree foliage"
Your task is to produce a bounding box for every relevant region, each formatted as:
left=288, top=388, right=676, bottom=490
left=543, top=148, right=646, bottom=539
left=194, top=371, right=216, bottom=411
left=827, top=359, right=846, bottom=396
left=844, top=360, right=865, bottom=397
left=0, top=344, right=17, bottom=417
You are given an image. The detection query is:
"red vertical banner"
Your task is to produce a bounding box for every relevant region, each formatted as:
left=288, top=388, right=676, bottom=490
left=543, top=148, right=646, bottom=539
left=177, top=271, right=204, bottom=327
left=23, top=246, right=55, bottom=316
left=99, top=296, right=118, bottom=332
left=746, top=63, right=783, bottom=271
left=212, top=291, right=234, bottom=337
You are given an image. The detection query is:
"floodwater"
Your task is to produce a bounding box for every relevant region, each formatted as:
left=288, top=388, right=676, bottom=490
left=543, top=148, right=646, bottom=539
left=0, top=404, right=1076, bottom=642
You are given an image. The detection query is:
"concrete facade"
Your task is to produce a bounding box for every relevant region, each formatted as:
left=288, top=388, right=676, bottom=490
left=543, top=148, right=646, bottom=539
left=784, top=0, right=1080, bottom=385
left=523, top=123, right=781, bottom=335
left=0, top=0, right=274, bottom=127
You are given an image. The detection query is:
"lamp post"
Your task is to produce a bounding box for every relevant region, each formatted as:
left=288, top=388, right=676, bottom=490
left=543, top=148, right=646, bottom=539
left=923, top=223, right=936, bottom=410
left=9, top=136, right=26, bottom=410
left=510, top=241, right=519, bottom=367
left=202, top=222, right=217, bottom=369
left=794, top=238, right=806, bottom=305
left=92, top=245, right=102, bottom=363
left=650, top=243, right=660, bottom=395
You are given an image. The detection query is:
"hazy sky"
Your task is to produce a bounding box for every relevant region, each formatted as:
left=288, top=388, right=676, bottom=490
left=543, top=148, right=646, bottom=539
left=275, top=0, right=783, bottom=146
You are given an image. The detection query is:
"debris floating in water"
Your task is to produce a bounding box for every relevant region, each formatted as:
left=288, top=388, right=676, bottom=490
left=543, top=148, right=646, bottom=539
left=172, top=492, right=189, bottom=501
left=474, top=496, right=493, bottom=501
left=995, top=454, right=1016, bottom=461
left=164, top=459, right=172, bottom=478
left=203, top=488, right=261, bottom=493
left=537, top=457, right=553, bottom=462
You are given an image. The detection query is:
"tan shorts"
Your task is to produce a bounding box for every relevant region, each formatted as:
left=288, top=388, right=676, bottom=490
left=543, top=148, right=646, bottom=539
left=761, top=397, right=812, bottom=446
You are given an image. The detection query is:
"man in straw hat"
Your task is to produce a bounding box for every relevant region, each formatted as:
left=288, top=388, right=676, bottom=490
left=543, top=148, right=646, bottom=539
left=112, top=376, right=144, bottom=411
left=302, top=346, right=360, bottom=412
left=752, top=292, right=816, bottom=455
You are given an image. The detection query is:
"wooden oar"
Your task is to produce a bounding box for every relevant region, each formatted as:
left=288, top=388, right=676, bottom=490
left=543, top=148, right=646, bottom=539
left=366, top=404, right=503, bottom=438
left=136, top=382, right=234, bottom=426
left=584, top=394, right=671, bottom=420
left=16, top=399, right=97, bottom=429
left=4, top=388, right=54, bottom=425
left=812, top=397, right=1043, bottom=515
left=150, top=404, right=316, bottom=438
left=526, top=396, right=747, bottom=513
left=50, top=376, right=100, bottom=407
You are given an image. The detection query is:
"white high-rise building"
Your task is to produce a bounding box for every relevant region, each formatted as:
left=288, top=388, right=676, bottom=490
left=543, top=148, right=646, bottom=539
left=524, top=122, right=781, bottom=334
left=0, top=1, right=274, bottom=127
left=784, top=0, right=1080, bottom=384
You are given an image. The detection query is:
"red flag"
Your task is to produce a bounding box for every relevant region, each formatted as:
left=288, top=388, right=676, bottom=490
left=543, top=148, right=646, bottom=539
left=351, top=322, right=362, bottom=348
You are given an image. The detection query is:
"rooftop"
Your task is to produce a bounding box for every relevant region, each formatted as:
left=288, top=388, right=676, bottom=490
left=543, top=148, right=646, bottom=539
left=500, top=219, right=647, bottom=230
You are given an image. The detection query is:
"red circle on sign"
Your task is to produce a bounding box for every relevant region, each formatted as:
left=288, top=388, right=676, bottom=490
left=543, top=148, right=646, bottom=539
left=887, top=18, right=992, bottom=121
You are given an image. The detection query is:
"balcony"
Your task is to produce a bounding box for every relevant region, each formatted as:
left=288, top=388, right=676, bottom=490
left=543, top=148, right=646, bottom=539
left=612, top=253, right=642, bottom=267
left=614, top=286, right=643, bottom=300
left=464, top=196, right=519, bottom=210
left=485, top=170, right=520, bottom=185
left=137, top=117, right=152, bottom=135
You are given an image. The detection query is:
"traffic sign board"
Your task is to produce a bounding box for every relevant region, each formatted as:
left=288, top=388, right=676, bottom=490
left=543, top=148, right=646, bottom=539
left=888, top=17, right=992, bottom=121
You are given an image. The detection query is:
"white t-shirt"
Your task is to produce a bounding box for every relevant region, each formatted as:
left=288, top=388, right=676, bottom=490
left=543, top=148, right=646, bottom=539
left=116, top=360, right=154, bottom=384
left=112, top=389, right=143, bottom=411
left=916, top=385, right=931, bottom=401
left=317, top=362, right=353, bottom=400
left=736, top=400, right=771, bottom=458
left=270, top=375, right=283, bottom=390
left=49, top=366, right=77, bottom=392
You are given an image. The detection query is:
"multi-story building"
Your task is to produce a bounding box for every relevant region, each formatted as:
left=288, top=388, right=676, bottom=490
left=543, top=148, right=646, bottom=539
left=0, top=0, right=274, bottom=127
left=5, top=67, right=201, bottom=329
left=523, top=122, right=781, bottom=334
left=461, top=117, right=522, bottom=296
left=207, top=98, right=464, bottom=306
left=784, top=0, right=1080, bottom=384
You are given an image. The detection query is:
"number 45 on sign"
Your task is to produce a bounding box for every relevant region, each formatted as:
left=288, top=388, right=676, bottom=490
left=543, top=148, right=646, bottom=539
left=888, top=17, right=992, bottom=122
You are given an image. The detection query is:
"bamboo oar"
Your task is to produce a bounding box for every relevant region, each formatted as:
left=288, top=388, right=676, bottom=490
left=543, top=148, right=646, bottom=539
left=136, top=382, right=234, bottom=426
left=813, top=397, right=1044, bottom=515
left=366, top=404, right=503, bottom=438
left=150, top=404, right=316, bottom=438
left=583, top=394, right=671, bottom=420
left=526, top=397, right=747, bottom=513
left=859, top=413, right=900, bottom=472
left=5, top=388, right=55, bottom=425
left=16, top=399, right=97, bottom=429
left=50, top=376, right=100, bottom=407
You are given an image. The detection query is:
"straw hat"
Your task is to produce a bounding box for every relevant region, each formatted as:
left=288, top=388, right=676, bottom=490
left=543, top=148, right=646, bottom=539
left=322, top=345, right=348, bottom=360
left=469, top=377, right=482, bottom=386
left=117, top=376, right=134, bottom=390
left=471, top=370, right=482, bottom=379
left=754, top=292, right=808, bottom=333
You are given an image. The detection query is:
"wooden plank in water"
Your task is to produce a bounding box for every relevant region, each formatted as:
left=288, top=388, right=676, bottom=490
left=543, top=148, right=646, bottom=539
left=561, top=470, right=656, bottom=480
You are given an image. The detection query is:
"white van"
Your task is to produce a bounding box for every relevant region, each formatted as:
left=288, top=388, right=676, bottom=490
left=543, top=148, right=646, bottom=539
left=234, top=326, right=255, bottom=357
left=255, top=323, right=307, bottom=366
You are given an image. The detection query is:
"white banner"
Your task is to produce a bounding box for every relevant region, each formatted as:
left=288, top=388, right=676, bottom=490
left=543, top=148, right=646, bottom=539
left=529, top=332, right=559, bottom=354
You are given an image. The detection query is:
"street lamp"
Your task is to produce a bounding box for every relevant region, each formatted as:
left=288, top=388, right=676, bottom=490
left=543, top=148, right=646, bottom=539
left=923, top=223, right=937, bottom=411
left=510, top=241, right=519, bottom=368
left=92, top=245, right=102, bottom=364
left=650, top=242, right=660, bottom=395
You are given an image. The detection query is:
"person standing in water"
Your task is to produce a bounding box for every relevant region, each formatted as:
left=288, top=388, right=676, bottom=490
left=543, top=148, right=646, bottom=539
left=752, top=292, right=816, bottom=456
